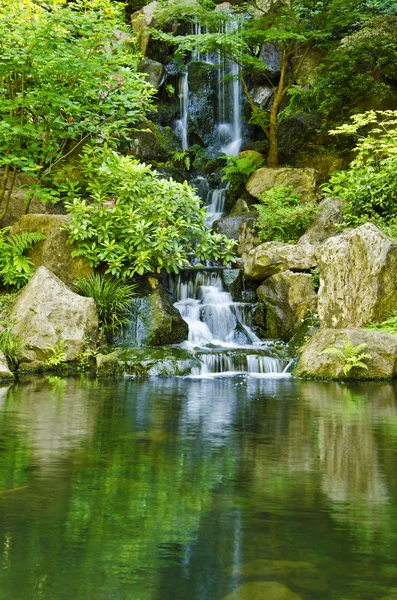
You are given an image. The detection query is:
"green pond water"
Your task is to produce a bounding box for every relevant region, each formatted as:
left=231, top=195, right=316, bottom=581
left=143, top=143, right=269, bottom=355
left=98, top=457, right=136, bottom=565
left=1, top=375, right=397, bottom=600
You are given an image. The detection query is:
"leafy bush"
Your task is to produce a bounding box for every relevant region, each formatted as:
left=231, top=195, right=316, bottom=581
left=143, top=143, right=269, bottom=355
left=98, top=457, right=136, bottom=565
left=0, top=228, right=46, bottom=289
left=320, top=338, right=372, bottom=376
left=254, top=186, right=317, bottom=243
left=221, top=153, right=264, bottom=189
left=0, top=325, right=26, bottom=369
left=65, top=146, right=236, bottom=278
left=0, top=0, right=153, bottom=219
left=323, top=111, right=397, bottom=229
left=74, top=273, right=136, bottom=340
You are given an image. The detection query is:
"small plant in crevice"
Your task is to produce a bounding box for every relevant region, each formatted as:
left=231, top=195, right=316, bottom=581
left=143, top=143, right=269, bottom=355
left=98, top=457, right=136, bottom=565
left=172, top=149, right=192, bottom=170
left=255, top=186, right=317, bottom=243
left=74, top=273, right=136, bottom=342
left=320, top=338, right=372, bottom=376
left=0, top=228, right=46, bottom=289
left=45, top=340, right=67, bottom=368
left=311, top=267, right=320, bottom=292
left=0, top=325, right=26, bottom=369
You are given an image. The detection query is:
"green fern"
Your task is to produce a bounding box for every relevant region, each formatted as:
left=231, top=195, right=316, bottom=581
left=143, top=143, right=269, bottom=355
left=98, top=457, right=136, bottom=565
left=0, top=325, right=26, bottom=369
left=321, top=338, right=372, bottom=375
left=45, top=339, right=67, bottom=367
left=0, top=228, right=46, bottom=288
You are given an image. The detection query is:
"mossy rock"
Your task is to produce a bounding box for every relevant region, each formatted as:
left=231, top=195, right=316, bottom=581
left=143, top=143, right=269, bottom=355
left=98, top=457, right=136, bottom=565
left=96, top=346, right=201, bottom=377
left=122, top=277, right=188, bottom=347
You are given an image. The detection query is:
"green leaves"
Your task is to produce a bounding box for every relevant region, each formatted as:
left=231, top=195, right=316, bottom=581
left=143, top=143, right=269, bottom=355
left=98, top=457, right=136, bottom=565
left=321, top=338, right=372, bottom=376
left=324, top=110, right=397, bottom=230
left=0, top=0, right=154, bottom=216
left=254, top=186, right=317, bottom=243
left=65, top=147, right=236, bottom=279
left=221, top=153, right=264, bottom=189
left=0, top=228, right=46, bottom=288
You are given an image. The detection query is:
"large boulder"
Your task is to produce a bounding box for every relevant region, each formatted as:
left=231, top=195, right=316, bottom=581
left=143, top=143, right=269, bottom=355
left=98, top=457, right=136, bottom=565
left=10, top=266, right=98, bottom=367
left=244, top=241, right=316, bottom=280
left=317, top=223, right=397, bottom=328
left=11, top=214, right=92, bottom=285
left=131, top=1, right=159, bottom=56
left=0, top=351, right=14, bottom=380
left=96, top=346, right=201, bottom=377
left=256, top=270, right=317, bottom=341
left=246, top=167, right=320, bottom=204
left=296, top=328, right=397, bottom=380
left=122, top=277, right=188, bottom=346
left=298, top=196, right=346, bottom=246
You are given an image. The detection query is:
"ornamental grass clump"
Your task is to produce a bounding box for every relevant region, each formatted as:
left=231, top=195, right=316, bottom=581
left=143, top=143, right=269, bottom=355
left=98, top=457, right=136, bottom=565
left=74, top=273, right=136, bottom=341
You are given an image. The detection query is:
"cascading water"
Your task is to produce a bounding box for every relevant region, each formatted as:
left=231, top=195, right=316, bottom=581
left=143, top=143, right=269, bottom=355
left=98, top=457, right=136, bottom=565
left=174, top=17, right=242, bottom=157
left=172, top=269, right=290, bottom=377
left=190, top=176, right=227, bottom=225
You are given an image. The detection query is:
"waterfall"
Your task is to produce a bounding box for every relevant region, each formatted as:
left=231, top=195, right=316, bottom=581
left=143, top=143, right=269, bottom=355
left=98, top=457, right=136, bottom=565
left=172, top=269, right=290, bottom=377
left=174, top=17, right=242, bottom=156
left=175, top=70, right=189, bottom=150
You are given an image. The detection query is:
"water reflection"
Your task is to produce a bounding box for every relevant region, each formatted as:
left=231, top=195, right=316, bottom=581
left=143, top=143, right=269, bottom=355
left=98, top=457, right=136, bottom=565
left=0, top=378, right=396, bottom=599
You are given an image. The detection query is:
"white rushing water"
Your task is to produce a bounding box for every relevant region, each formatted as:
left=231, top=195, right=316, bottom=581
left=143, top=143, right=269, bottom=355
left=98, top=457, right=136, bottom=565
left=173, top=270, right=289, bottom=376
left=174, top=17, right=242, bottom=156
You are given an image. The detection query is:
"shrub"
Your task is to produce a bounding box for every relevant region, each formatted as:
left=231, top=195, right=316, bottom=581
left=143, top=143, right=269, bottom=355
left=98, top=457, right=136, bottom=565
left=323, top=110, right=397, bottom=230
left=65, top=146, right=236, bottom=278
left=254, top=186, right=317, bottom=243
left=74, top=273, right=136, bottom=340
left=0, top=228, right=46, bottom=289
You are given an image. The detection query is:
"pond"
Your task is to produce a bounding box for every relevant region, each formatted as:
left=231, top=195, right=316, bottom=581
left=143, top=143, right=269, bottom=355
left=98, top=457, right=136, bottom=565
left=0, top=375, right=397, bottom=600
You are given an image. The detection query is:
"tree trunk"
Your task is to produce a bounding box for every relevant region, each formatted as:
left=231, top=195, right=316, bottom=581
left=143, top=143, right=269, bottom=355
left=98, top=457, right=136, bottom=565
left=267, top=49, right=288, bottom=168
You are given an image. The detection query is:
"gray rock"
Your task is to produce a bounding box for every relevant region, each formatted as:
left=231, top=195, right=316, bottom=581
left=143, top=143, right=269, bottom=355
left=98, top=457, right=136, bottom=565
left=131, top=1, right=160, bottom=56
left=214, top=214, right=257, bottom=241
left=260, top=42, right=283, bottom=78
left=317, top=223, right=397, bottom=328
left=244, top=241, right=316, bottom=280
left=252, top=85, right=273, bottom=109
left=0, top=351, right=14, bottom=380
left=123, top=277, right=188, bottom=346
left=296, top=328, right=397, bottom=380
left=221, top=269, right=243, bottom=301
left=298, top=196, right=346, bottom=245
left=11, top=214, right=93, bottom=285
left=138, top=58, right=164, bottom=88
left=246, top=167, right=320, bottom=204
left=256, top=270, right=317, bottom=341
left=10, top=266, right=98, bottom=365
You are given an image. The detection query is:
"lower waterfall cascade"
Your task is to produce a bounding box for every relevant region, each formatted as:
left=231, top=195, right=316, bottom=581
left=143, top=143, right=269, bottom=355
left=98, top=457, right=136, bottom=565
left=171, top=269, right=291, bottom=377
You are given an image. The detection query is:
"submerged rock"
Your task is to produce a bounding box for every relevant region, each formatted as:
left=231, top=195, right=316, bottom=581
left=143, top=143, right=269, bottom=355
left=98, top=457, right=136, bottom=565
left=298, top=196, right=345, bottom=246
left=11, top=214, right=92, bottom=285
left=0, top=351, right=14, bottom=380
left=124, top=277, right=188, bottom=346
left=96, top=346, right=200, bottom=377
left=256, top=270, right=317, bottom=341
left=296, top=328, right=397, bottom=380
left=246, top=167, right=320, bottom=204
left=317, top=223, right=397, bottom=328
left=244, top=241, right=316, bottom=280
left=222, top=581, right=301, bottom=600
left=11, top=266, right=98, bottom=367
